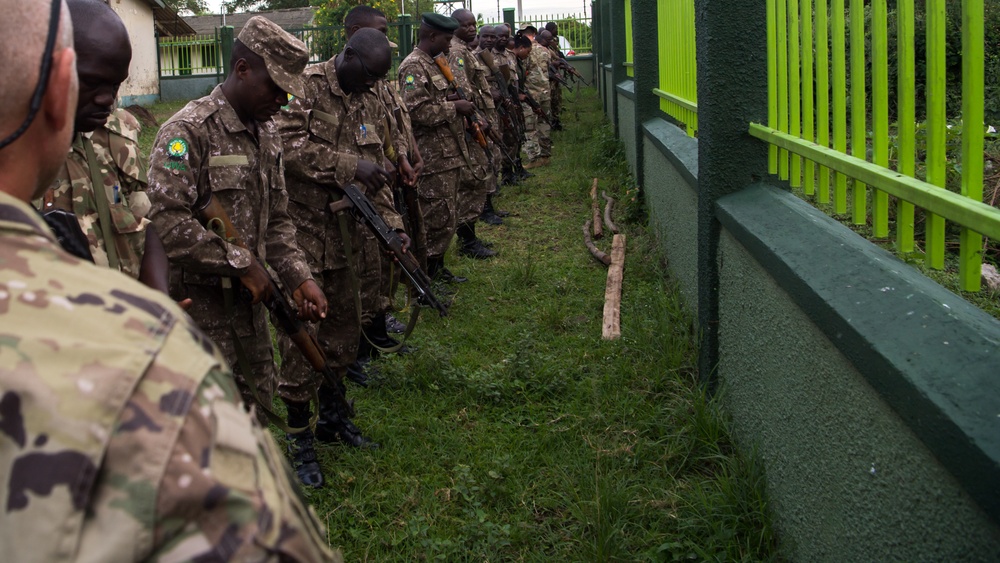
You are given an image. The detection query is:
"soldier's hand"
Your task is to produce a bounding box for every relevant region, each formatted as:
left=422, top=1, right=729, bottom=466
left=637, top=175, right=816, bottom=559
left=293, top=279, right=327, bottom=322
left=397, top=231, right=411, bottom=254
left=354, top=159, right=392, bottom=192
left=177, top=298, right=193, bottom=311
left=454, top=100, right=476, bottom=116
left=491, top=87, right=502, bottom=102
left=410, top=143, right=425, bottom=177
left=398, top=155, right=417, bottom=186
left=240, top=261, right=273, bottom=305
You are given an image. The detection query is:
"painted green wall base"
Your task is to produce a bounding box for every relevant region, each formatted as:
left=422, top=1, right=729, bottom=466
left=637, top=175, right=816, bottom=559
left=716, top=184, right=1000, bottom=559
left=642, top=118, right=699, bottom=312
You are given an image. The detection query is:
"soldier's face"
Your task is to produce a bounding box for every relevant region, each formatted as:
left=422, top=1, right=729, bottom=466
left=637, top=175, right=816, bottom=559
left=454, top=13, right=477, bottom=42
left=429, top=31, right=453, bottom=57
left=494, top=29, right=509, bottom=49
left=479, top=30, right=497, bottom=50
left=242, top=61, right=287, bottom=122
left=74, top=30, right=131, bottom=133
left=340, top=47, right=389, bottom=94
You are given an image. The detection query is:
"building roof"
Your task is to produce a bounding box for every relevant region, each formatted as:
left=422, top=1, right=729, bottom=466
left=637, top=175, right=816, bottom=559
left=184, top=6, right=317, bottom=36
left=153, top=6, right=197, bottom=36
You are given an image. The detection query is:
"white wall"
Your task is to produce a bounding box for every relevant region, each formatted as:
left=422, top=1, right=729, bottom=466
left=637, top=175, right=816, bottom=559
left=110, top=0, right=159, bottom=103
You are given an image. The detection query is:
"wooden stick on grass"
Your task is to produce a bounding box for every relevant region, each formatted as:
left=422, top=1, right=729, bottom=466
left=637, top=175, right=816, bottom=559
left=583, top=220, right=611, bottom=265
left=601, top=191, right=619, bottom=234
left=590, top=178, right=603, bottom=239
left=602, top=234, right=626, bottom=340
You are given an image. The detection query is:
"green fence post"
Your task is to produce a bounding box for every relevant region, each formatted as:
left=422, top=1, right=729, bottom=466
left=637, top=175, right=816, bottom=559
left=219, top=26, right=234, bottom=81
left=608, top=0, right=627, bottom=134
left=399, top=14, right=413, bottom=58
left=631, top=0, right=658, bottom=194
left=503, top=8, right=515, bottom=29
left=695, top=0, right=769, bottom=388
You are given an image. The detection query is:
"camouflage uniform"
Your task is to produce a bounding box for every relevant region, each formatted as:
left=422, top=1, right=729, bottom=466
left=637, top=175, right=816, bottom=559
left=521, top=42, right=553, bottom=162
left=398, top=47, right=470, bottom=259
left=36, top=108, right=149, bottom=278
left=0, top=191, right=337, bottom=562
left=275, top=59, right=403, bottom=402
left=494, top=47, right=524, bottom=176
left=449, top=36, right=496, bottom=225
left=547, top=41, right=563, bottom=126
left=146, top=86, right=313, bottom=415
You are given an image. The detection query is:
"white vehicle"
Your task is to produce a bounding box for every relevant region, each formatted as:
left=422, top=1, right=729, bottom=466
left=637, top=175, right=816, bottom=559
left=558, top=36, right=575, bottom=56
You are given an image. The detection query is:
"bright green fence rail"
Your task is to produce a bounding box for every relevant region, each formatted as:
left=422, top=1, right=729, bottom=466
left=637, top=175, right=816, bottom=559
left=654, top=0, right=697, bottom=136
left=757, top=0, right=997, bottom=291
left=158, top=33, right=222, bottom=77
left=624, top=0, right=634, bottom=77
left=509, top=13, right=593, bottom=55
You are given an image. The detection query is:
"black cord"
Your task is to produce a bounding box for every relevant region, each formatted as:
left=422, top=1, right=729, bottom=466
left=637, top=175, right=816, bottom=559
left=0, top=0, right=63, bottom=151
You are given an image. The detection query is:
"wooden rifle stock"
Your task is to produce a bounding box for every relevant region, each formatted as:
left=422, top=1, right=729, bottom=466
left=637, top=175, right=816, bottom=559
left=433, top=54, right=489, bottom=149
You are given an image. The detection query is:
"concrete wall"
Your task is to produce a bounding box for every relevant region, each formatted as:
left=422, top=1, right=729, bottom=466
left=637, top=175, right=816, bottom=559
left=641, top=118, right=698, bottom=312
left=566, top=54, right=595, bottom=86
left=615, top=81, right=637, bottom=177
left=160, top=75, right=221, bottom=102
left=715, top=184, right=1000, bottom=559
left=112, top=0, right=159, bottom=105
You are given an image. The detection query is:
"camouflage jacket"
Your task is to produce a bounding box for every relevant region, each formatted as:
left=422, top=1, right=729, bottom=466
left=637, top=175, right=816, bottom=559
left=398, top=48, right=470, bottom=174
left=494, top=48, right=520, bottom=94
left=524, top=43, right=552, bottom=101
left=374, top=78, right=413, bottom=163
left=37, top=108, right=150, bottom=278
left=146, top=85, right=312, bottom=294
left=276, top=59, right=404, bottom=273
left=447, top=37, right=483, bottom=109
left=0, top=191, right=337, bottom=563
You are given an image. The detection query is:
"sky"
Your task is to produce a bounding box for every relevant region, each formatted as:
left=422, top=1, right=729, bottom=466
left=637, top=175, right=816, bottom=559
left=201, top=1, right=590, bottom=21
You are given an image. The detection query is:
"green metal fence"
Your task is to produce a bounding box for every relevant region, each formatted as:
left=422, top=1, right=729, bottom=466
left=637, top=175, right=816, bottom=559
left=502, top=13, right=593, bottom=55
left=755, top=0, right=998, bottom=291
left=654, top=0, right=697, bottom=136
left=158, top=33, right=222, bottom=77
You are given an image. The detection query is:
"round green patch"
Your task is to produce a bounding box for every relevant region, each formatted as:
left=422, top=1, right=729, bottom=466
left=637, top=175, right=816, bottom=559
left=167, top=138, right=188, bottom=158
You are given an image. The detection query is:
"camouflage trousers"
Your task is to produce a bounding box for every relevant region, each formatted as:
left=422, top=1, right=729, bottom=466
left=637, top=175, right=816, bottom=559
left=358, top=232, right=393, bottom=323
left=521, top=98, right=552, bottom=161
left=458, top=143, right=494, bottom=224
left=550, top=79, right=562, bottom=123
left=416, top=168, right=461, bottom=258
left=178, top=281, right=276, bottom=424
left=277, top=267, right=360, bottom=403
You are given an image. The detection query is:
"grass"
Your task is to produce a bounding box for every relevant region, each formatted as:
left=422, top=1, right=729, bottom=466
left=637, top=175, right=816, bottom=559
left=136, top=89, right=777, bottom=561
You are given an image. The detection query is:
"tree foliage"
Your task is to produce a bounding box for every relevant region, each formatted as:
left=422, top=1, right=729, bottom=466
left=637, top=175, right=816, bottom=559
left=163, top=0, right=210, bottom=15
left=222, top=0, right=313, bottom=13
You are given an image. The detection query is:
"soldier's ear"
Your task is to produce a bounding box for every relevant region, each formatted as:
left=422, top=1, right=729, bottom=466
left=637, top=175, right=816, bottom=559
left=233, top=58, right=251, bottom=79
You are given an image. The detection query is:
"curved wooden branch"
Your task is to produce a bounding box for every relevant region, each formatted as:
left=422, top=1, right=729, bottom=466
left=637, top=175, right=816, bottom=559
left=590, top=178, right=603, bottom=239
left=583, top=220, right=611, bottom=266
left=601, top=191, right=619, bottom=234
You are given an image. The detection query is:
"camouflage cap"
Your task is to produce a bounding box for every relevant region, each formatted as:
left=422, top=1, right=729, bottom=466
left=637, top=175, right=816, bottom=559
left=237, top=16, right=308, bottom=98
left=519, top=23, right=538, bottom=33
left=422, top=12, right=459, bottom=32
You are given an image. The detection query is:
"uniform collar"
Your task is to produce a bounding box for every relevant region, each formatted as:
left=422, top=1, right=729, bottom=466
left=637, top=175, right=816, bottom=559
left=324, top=58, right=349, bottom=100
left=0, top=190, right=57, bottom=242
left=211, top=85, right=249, bottom=134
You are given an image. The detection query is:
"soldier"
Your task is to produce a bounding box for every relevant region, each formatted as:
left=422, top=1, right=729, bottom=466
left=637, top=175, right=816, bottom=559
left=36, top=0, right=171, bottom=294
left=449, top=8, right=498, bottom=259
left=521, top=28, right=553, bottom=169
left=275, top=29, right=402, bottom=486
left=472, top=23, right=513, bottom=223
left=0, top=1, right=337, bottom=560
left=545, top=21, right=567, bottom=131
left=146, top=18, right=327, bottom=437
left=398, top=13, right=477, bottom=281
left=493, top=22, right=528, bottom=184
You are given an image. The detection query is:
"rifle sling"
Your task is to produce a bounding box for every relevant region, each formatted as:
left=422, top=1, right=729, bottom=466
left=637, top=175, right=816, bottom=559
left=83, top=136, right=120, bottom=270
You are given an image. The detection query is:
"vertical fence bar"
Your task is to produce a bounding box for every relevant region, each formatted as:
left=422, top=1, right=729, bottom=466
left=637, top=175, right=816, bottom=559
left=789, top=0, right=802, bottom=187
left=816, top=0, right=830, bottom=204
left=802, top=0, right=815, bottom=195
left=896, top=0, right=916, bottom=252
left=624, top=0, right=634, bottom=77
left=777, top=0, right=789, bottom=179
left=832, top=0, right=847, bottom=213
left=658, top=0, right=668, bottom=116
left=925, top=0, right=946, bottom=269
left=687, top=0, right=697, bottom=133
left=850, top=0, right=867, bottom=225
left=871, top=0, right=889, bottom=237
left=767, top=0, right=778, bottom=173
left=959, top=0, right=985, bottom=290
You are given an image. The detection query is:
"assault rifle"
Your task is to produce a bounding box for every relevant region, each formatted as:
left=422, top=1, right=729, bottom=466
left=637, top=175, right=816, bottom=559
left=521, top=89, right=551, bottom=125
left=193, top=188, right=355, bottom=422
left=480, top=50, right=526, bottom=143
left=330, top=183, right=448, bottom=317
left=433, top=54, right=489, bottom=150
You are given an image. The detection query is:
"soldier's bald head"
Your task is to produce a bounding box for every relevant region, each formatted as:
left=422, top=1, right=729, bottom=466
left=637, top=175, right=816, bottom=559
left=0, top=0, right=74, bottom=132
left=68, top=0, right=131, bottom=132
left=346, top=27, right=391, bottom=67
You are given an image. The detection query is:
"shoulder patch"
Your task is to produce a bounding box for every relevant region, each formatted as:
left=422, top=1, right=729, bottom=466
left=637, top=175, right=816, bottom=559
left=404, top=74, right=416, bottom=91
left=165, top=138, right=189, bottom=171
left=458, top=57, right=465, bottom=68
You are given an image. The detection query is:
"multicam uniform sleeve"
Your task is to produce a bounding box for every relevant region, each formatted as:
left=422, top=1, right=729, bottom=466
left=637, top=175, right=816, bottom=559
left=279, top=84, right=360, bottom=190
left=263, top=143, right=313, bottom=293
left=399, top=60, right=457, bottom=128
left=153, top=364, right=338, bottom=562
left=146, top=121, right=255, bottom=277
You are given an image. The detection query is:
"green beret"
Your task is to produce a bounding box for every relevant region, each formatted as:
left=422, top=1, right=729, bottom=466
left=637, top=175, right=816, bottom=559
left=237, top=16, right=309, bottom=98
left=422, top=12, right=459, bottom=32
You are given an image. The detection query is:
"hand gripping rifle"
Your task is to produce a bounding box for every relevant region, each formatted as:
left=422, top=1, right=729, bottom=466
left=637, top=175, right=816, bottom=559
left=329, top=183, right=448, bottom=317
left=193, top=188, right=355, bottom=423
left=521, top=89, right=551, bottom=125
left=433, top=54, right=490, bottom=150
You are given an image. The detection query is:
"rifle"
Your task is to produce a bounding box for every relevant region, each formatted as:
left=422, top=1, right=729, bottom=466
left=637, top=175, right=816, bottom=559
left=433, top=54, right=489, bottom=150
left=330, top=183, right=448, bottom=317
left=564, top=64, right=591, bottom=86
left=193, top=188, right=356, bottom=421
left=521, top=89, right=551, bottom=125
left=548, top=69, right=574, bottom=92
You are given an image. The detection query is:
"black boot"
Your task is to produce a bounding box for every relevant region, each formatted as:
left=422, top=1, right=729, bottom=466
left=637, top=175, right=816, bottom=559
left=489, top=194, right=510, bottom=217
left=315, top=380, right=378, bottom=448
left=283, top=400, right=324, bottom=488
left=501, top=164, right=518, bottom=186
left=479, top=195, right=504, bottom=225
left=458, top=222, right=497, bottom=259
left=365, top=314, right=410, bottom=354
left=345, top=333, right=374, bottom=387
left=386, top=313, right=406, bottom=333
left=516, top=158, right=533, bottom=180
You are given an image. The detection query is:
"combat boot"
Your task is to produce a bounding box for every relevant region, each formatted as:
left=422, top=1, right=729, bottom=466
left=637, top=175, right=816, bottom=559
left=315, top=380, right=378, bottom=448
left=365, top=314, right=411, bottom=354
left=283, top=400, right=324, bottom=488
left=479, top=195, right=504, bottom=225
left=457, top=222, right=497, bottom=259
left=386, top=313, right=406, bottom=333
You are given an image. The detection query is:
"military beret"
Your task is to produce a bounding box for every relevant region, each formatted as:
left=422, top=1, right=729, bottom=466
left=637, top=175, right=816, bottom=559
left=237, top=16, right=309, bottom=98
left=422, top=12, right=459, bottom=32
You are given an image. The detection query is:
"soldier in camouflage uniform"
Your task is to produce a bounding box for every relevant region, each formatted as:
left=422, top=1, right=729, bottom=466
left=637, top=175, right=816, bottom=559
left=146, top=18, right=327, bottom=432
left=520, top=28, right=553, bottom=168
left=276, top=29, right=405, bottom=486
left=36, top=0, right=171, bottom=294
left=449, top=9, right=498, bottom=260
left=399, top=13, right=478, bottom=281
left=492, top=23, right=527, bottom=185
left=0, top=2, right=337, bottom=560
left=545, top=21, right=566, bottom=131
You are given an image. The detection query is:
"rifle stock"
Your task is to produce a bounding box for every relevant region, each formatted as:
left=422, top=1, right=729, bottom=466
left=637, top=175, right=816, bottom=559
left=434, top=54, right=489, bottom=149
